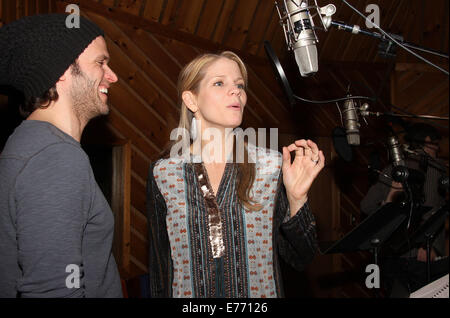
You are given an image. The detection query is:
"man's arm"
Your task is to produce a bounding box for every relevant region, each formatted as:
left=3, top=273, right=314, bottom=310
left=15, top=143, right=91, bottom=297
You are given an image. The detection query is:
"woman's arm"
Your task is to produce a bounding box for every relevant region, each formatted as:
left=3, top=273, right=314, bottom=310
left=146, top=161, right=172, bottom=298
left=274, top=180, right=318, bottom=272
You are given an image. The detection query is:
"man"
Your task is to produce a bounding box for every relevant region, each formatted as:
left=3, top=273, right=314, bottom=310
left=360, top=123, right=448, bottom=294
left=0, top=14, right=122, bottom=297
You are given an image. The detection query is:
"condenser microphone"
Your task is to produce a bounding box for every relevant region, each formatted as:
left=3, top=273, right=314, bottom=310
left=285, top=0, right=318, bottom=77
left=342, top=97, right=360, bottom=145
left=387, top=136, right=405, bottom=167
left=388, top=136, right=410, bottom=183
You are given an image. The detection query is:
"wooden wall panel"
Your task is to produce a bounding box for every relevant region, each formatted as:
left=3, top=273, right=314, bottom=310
left=105, top=38, right=176, bottom=122
left=109, top=80, right=168, bottom=150
left=107, top=108, right=160, bottom=156
left=121, top=32, right=179, bottom=102
left=246, top=68, right=295, bottom=132
left=131, top=147, right=151, bottom=180
left=85, top=13, right=179, bottom=106
left=130, top=229, right=148, bottom=272
left=131, top=176, right=146, bottom=214
left=154, top=36, right=201, bottom=68
left=391, top=64, right=449, bottom=160
left=131, top=207, right=148, bottom=239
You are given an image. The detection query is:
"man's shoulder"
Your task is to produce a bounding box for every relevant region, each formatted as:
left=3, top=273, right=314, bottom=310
left=1, top=125, right=89, bottom=181
left=1, top=121, right=82, bottom=161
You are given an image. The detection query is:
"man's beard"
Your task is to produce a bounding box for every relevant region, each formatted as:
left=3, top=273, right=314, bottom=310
left=70, top=68, right=108, bottom=124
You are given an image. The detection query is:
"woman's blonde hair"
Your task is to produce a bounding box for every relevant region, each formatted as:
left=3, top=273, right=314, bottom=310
left=173, top=51, right=260, bottom=211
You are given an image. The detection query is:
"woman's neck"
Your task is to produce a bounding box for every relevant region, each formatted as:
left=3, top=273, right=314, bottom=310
left=192, top=126, right=235, bottom=164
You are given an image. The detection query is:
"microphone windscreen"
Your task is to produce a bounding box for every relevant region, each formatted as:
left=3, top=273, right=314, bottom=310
left=347, top=133, right=360, bottom=146
left=294, top=44, right=318, bottom=77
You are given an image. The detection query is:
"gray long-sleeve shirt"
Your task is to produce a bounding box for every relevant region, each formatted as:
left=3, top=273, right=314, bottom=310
left=0, top=120, right=122, bottom=297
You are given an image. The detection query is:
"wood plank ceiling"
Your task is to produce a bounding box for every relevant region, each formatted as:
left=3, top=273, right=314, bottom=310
left=1, top=0, right=448, bottom=68
left=64, top=0, right=448, bottom=135
left=2, top=1, right=448, bottom=121
left=85, top=0, right=449, bottom=63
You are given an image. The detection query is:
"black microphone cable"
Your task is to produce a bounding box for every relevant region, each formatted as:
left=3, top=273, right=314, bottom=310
left=293, top=94, right=373, bottom=104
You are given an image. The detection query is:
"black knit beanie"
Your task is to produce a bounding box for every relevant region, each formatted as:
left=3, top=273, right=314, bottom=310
left=0, top=13, right=104, bottom=101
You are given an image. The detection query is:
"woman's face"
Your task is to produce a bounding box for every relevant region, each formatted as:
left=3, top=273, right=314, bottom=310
left=188, top=57, right=247, bottom=132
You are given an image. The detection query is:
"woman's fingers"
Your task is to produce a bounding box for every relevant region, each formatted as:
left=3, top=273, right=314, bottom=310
left=282, top=146, right=291, bottom=169
left=284, top=140, right=324, bottom=168
left=315, top=150, right=325, bottom=169
left=286, top=143, right=305, bottom=159
left=291, top=140, right=320, bottom=162
left=286, top=143, right=302, bottom=153
left=307, top=139, right=320, bottom=158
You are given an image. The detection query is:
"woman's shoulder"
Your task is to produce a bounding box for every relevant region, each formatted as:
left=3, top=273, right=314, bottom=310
left=151, top=157, right=186, bottom=174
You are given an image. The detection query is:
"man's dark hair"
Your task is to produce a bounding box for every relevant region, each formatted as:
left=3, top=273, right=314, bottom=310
left=405, top=123, right=441, bottom=149
left=19, top=86, right=58, bottom=118
left=19, top=60, right=81, bottom=118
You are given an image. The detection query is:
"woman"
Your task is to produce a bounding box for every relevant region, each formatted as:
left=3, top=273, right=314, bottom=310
left=146, top=51, right=325, bottom=298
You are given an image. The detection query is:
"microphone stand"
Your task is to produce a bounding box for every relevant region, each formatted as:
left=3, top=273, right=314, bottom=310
left=425, top=233, right=434, bottom=283
left=327, top=20, right=450, bottom=60
left=361, top=111, right=449, bottom=122
left=391, top=166, right=415, bottom=229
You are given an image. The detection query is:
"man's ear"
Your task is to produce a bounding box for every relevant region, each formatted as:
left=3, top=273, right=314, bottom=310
left=182, top=91, right=198, bottom=113
left=58, top=65, right=73, bottom=82
left=55, top=68, right=70, bottom=88
left=55, top=67, right=72, bottom=93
